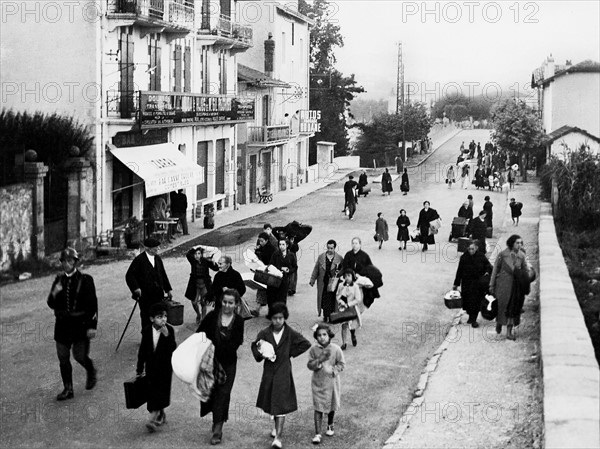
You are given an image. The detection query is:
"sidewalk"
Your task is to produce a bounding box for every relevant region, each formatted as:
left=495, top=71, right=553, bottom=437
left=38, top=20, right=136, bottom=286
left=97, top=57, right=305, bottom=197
left=155, top=168, right=353, bottom=256
left=383, top=178, right=544, bottom=449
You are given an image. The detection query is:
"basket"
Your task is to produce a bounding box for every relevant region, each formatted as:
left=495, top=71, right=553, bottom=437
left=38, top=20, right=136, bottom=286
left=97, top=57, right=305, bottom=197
left=166, top=300, right=184, bottom=326
left=253, top=270, right=282, bottom=288
left=443, top=290, right=462, bottom=309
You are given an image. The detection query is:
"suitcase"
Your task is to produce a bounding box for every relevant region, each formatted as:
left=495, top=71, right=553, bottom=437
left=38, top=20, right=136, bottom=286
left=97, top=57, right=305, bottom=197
left=362, top=185, right=371, bottom=195
left=486, top=227, right=493, bottom=238
left=166, top=300, right=184, bottom=326
left=124, top=375, right=148, bottom=409
left=457, top=237, right=472, bottom=253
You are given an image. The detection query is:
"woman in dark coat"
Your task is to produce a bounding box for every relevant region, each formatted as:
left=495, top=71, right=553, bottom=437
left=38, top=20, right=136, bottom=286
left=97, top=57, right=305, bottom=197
left=251, top=303, right=311, bottom=449
left=474, top=166, right=485, bottom=189
left=400, top=168, right=410, bottom=195
left=198, top=289, right=244, bottom=445
left=357, top=171, right=368, bottom=196
left=185, top=247, right=219, bottom=325
left=489, top=235, right=528, bottom=340
left=342, top=237, right=373, bottom=276
left=417, top=201, right=440, bottom=252
left=267, top=239, right=298, bottom=312
left=396, top=209, right=410, bottom=250
left=381, top=168, right=393, bottom=195
left=453, top=240, right=492, bottom=327
left=483, top=196, right=493, bottom=229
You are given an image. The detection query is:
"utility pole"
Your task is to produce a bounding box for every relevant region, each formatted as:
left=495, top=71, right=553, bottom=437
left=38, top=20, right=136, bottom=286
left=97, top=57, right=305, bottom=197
left=396, top=42, right=406, bottom=161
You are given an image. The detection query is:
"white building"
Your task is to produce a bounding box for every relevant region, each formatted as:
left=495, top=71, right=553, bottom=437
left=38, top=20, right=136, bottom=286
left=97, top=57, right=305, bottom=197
left=1, top=0, right=254, bottom=249
left=532, top=56, right=600, bottom=158
left=235, top=1, right=314, bottom=204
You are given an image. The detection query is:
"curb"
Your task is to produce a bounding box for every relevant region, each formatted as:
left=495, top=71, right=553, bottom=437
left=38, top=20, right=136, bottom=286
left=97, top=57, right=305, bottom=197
left=383, top=310, right=465, bottom=448
left=405, top=128, right=463, bottom=169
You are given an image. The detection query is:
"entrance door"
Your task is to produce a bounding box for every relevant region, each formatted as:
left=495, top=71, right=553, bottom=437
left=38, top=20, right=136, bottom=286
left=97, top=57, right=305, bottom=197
left=249, top=154, right=257, bottom=202
left=262, top=151, right=271, bottom=191
left=44, top=165, right=68, bottom=254
left=215, top=139, right=225, bottom=194
left=197, top=141, right=208, bottom=200
left=278, top=146, right=286, bottom=191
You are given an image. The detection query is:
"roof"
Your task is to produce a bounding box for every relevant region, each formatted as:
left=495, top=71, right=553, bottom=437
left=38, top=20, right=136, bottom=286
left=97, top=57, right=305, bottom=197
left=532, top=60, right=600, bottom=88
left=276, top=5, right=314, bottom=25
left=545, top=125, right=600, bottom=144
left=237, top=64, right=291, bottom=88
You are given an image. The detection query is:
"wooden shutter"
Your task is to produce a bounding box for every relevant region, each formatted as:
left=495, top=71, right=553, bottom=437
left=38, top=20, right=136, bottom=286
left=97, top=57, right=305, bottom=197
left=184, top=45, right=191, bottom=92
left=119, top=30, right=134, bottom=118
left=174, top=44, right=182, bottom=92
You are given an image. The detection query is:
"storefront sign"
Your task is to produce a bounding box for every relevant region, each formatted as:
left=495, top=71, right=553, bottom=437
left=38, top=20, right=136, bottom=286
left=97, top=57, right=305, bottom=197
left=112, top=128, right=168, bottom=147
left=139, top=92, right=255, bottom=128
left=299, top=110, right=321, bottom=133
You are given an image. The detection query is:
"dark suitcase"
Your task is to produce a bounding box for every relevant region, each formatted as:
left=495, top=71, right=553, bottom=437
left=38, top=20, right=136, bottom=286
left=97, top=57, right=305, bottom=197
left=166, top=300, right=184, bottom=326
left=124, top=375, right=148, bottom=409
left=486, top=227, right=493, bottom=238
left=457, top=237, right=472, bottom=253
left=203, top=215, right=214, bottom=229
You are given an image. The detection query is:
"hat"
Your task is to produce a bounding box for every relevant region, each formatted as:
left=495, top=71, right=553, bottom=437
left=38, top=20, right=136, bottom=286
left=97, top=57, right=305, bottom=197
left=143, top=238, right=161, bottom=248
left=479, top=210, right=487, bottom=216
left=59, top=247, right=79, bottom=262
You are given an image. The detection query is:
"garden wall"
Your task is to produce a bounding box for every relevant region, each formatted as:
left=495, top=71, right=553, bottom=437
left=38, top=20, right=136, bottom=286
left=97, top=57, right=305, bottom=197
left=0, top=183, right=33, bottom=271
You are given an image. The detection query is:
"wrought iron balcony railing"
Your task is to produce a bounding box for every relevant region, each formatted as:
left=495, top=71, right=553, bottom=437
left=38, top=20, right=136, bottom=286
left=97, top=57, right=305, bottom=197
left=110, top=0, right=194, bottom=29
left=248, top=125, right=291, bottom=145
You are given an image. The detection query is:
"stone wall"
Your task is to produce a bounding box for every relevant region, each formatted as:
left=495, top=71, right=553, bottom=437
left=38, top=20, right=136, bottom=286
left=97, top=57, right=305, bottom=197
left=538, top=202, right=600, bottom=448
left=0, top=183, right=33, bottom=270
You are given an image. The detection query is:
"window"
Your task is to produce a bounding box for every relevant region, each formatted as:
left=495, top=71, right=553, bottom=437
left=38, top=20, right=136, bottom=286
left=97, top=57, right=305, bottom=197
left=112, top=158, right=134, bottom=227
left=119, top=27, right=134, bottom=117
left=149, top=34, right=161, bottom=91
left=200, top=46, right=209, bottom=94
left=184, top=44, right=191, bottom=92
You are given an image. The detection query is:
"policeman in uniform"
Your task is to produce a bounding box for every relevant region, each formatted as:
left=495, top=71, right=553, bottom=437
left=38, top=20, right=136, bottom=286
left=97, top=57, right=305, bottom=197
left=47, top=248, right=98, bottom=401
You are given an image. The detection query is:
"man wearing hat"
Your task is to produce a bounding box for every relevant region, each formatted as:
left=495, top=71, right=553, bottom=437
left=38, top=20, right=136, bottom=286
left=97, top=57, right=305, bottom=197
left=126, top=238, right=173, bottom=332
left=47, top=247, right=98, bottom=401
left=469, top=210, right=488, bottom=255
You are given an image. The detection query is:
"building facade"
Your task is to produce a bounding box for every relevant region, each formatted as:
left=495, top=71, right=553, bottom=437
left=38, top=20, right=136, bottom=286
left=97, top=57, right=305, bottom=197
left=2, top=0, right=255, bottom=250
left=235, top=1, right=314, bottom=205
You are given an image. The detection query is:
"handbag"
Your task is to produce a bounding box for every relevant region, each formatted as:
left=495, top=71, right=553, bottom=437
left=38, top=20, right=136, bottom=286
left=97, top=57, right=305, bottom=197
left=123, top=375, right=148, bottom=409
left=443, top=289, right=462, bottom=309
left=327, top=276, right=339, bottom=293
left=480, top=294, right=498, bottom=320
left=329, top=305, right=358, bottom=324
left=373, top=233, right=379, bottom=242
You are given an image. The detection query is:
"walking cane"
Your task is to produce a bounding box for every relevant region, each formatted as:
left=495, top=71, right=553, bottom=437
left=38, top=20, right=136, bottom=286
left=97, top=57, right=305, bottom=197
left=116, top=299, right=138, bottom=352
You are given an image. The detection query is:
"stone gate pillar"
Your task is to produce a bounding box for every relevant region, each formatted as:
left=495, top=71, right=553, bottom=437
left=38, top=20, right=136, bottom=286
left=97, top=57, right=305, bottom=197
left=24, top=160, right=49, bottom=260
left=317, top=141, right=336, bottom=180
left=65, top=156, right=91, bottom=250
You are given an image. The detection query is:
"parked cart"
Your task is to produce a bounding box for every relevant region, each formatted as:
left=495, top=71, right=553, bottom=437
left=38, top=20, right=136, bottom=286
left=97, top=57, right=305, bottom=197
left=449, top=217, right=469, bottom=242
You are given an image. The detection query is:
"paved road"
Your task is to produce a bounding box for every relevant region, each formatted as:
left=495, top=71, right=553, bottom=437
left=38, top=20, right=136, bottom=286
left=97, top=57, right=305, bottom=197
left=1, top=130, right=503, bottom=449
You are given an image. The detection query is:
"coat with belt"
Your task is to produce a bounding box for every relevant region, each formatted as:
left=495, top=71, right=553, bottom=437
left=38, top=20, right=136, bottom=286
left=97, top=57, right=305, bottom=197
left=47, top=270, right=98, bottom=344
left=126, top=252, right=172, bottom=308
left=136, top=323, right=177, bottom=412
left=184, top=249, right=218, bottom=301
left=251, top=324, right=311, bottom=415
left=375, top=218, right=389, bottom=241
left=310, top=252, right=343, bottom=314
left=490, top=248, right=526, bottom=325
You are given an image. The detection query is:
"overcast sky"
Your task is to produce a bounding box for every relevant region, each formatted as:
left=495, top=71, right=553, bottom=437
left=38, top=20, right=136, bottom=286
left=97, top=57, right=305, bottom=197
left=331, top=1, right=600, bottom=102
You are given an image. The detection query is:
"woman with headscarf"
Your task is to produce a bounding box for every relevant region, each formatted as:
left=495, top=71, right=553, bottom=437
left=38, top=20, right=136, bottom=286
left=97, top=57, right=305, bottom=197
left=417, top=201, right=440, bottom=252
left=381, top=168, right=393, bottom=196
left=400, top=168, right=410, bottom=195
left=489, top=234, right=529, bottom=340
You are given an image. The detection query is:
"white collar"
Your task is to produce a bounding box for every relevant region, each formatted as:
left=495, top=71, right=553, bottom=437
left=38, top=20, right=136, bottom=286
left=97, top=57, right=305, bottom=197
left=64, top=269, right=77, bottom=278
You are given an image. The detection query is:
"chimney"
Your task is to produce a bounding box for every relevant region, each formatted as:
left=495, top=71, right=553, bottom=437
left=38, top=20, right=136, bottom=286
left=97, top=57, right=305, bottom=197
left=566, top=59, right=572, bottom=66
left=544, top=53, right=555, bottom=79
left=264, top=33, right=275, bottom=75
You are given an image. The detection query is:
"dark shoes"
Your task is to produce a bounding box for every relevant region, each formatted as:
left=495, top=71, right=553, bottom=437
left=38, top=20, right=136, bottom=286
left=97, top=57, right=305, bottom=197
left=86, top=368, right=97, bottom=390
left=351, top=331, right=357, bottom=347
left=471, top=322, right=479, bottom=328
left=211, top=422, right=223, bottom=445
left=496, top=323, right=502, bottom=334
left=57, top=386, right=74, bottom=401
left=341, top=344, right=347, bottom=351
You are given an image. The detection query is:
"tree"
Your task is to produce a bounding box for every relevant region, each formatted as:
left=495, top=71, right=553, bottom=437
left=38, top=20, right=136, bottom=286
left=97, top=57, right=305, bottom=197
left=491, top=99, right=545, bottom=182
left=299, top=0, right=365, bottom=157
left=354, top=102, right=432, bottom=166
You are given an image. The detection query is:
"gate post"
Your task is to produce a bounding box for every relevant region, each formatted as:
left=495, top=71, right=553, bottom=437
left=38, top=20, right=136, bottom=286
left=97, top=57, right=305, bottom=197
left=65, top=154, right=91, bottom=251
left=24, top=153, right=49, bottom=260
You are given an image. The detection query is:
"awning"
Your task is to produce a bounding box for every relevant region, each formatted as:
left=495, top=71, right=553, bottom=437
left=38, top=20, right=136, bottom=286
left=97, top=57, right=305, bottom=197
left=238, top=64, right=291, bottom=88
left=109, top=143, right=204, bottom=197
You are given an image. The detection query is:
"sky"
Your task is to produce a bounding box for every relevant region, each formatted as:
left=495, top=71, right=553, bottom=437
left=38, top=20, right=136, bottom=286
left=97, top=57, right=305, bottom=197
left=331, top=1, right=600, bottom=102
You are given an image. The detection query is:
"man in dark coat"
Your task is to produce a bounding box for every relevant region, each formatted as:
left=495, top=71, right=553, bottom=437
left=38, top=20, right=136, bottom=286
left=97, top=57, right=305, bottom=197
left=453, top=240, right=492, bottom=327
left=170, top=189, right=189, bottom=235
left=417, top=201, right=440, bottom=252
left=342, top=237, right=373, bottom=275
left=126, top=238, right=173, bottom=332
left=469, top=210, right=488, bottom=254
left=212, top=256, right=246, bottom=309
left=343, top=175, right=358, bottom=219
left=47, top=247, right=98, bottom=401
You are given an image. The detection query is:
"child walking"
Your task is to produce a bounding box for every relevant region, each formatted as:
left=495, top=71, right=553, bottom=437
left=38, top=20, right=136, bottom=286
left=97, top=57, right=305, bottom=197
left=307, top=323, right=345, bottom=445
left=374, top=212, right=389, bottom=250
left=509, top=198, right=523, bottom=226
left=251, top=302, right=311, bottom=449
left=335, top=269, right=364, bottom=350
left=136, top=302, right=177, bottom=432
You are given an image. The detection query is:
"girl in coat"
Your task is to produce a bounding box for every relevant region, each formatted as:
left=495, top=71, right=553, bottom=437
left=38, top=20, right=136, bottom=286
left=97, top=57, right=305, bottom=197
left=185, top=247, right=219, bottom=325
left=396, top=209, right=410, bottom=250
left=251, top=302, right=311, bottom=449
left=336, top=269, right=364, bottom=350
left=307, top=323, right=345, bottom=445
left=375, top=212, right=389, bottom=250
left=400, top=168, right=410, bottom=195
left=417, top=201, right=441, bottom=252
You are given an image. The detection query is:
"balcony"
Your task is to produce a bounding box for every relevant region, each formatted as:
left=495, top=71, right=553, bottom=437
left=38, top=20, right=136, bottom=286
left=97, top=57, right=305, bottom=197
left=108, top=0, right=195, bottom=34
left=106, top=90, right=140, bottom=120
left=248, top=125, right=291, bottom=146
left=197, top=13, right=253, bottom=51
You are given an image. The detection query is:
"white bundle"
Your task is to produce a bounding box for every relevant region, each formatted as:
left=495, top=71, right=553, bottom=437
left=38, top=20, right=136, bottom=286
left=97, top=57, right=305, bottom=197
left=355, top=275, right=374, bottom=289
left=257, top=339, right=276, bottom=362
left=194, top=245, right=221, bottom=263
left=172, top=332, right=211, bottom=385
left=265, top=264, right=283, bottom=278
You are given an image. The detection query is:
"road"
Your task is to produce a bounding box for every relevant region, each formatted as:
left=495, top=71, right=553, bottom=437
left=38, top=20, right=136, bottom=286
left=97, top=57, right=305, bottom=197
left=1, top=130, right=501, bottom=449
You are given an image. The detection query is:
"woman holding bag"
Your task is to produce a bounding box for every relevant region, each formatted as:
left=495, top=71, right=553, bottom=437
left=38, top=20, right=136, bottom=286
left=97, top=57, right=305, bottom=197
left=309, top=240, right=343, bottom=322
left=417, top=201, right=441, bottom=252
left=197, top=289, right=245, bottom=445
left=335, top=269, right=364, bottom=350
